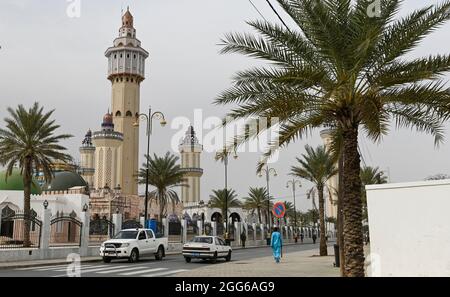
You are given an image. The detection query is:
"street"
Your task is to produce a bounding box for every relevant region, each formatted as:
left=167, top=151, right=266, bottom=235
left=0, top=243, right=320, bottom=277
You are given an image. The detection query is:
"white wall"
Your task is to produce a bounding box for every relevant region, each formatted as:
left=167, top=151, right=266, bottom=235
left=366, top=180, right=450, bottom=277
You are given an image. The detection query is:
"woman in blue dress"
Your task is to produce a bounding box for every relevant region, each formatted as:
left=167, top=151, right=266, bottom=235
left=271, top=227, right=283, bottom=263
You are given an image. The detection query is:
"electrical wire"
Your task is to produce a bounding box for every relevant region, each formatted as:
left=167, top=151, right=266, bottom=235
left=248, top=0, right=269, bottom=22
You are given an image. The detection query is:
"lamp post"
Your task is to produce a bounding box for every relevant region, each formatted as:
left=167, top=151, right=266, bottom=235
left=258, top=165, right=277, bottom=237
left=286, top=179, right=301, bottom=228
left=215, top=148, right=237, bottom=244
left=134, top=107, right=167, bottom=227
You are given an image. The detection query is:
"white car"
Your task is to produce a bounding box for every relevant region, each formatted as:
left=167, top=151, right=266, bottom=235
left=182, top=236, right=232, bottom=263
left=100, top=228, right=168, bottom=263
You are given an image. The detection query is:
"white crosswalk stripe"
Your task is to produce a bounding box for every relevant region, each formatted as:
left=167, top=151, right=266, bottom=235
left=96, top=266, right=148, bottom=274
left=142, top=269, right=188, bottom=277
left=16, top=264, right=70, bottom=271
left=119, top=267, right=167, bottom=276
left=51, top=264, right=111, bottom=272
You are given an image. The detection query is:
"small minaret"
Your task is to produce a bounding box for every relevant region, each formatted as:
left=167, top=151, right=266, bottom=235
left=179, top=126, right=203, bottom=205
left=79, top=130, right=95, bottom=188
left=92, top=112, right=123, bottom=190
left=105, top=7, right=149, bottom=195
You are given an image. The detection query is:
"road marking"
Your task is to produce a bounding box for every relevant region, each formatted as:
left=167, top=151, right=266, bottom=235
left=16, top=264, right=70, bottom=270
left=51, top=264, right=111, bottom=272
left=119, top=267, right=167, bottom=276
left=28, top=264, right=98, bottom=271
left=142, top=269, right=188, bottom=277
left=77, top=265, right=130, bottom=273
left=96, top=266, right=148, bottom=274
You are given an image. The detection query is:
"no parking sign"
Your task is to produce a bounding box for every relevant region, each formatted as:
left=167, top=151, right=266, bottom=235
left=272, top=202, right=286, bottom=219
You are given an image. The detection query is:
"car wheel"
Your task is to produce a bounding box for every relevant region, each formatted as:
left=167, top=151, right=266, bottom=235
left=185, top=257, right=191, bottom=263
left=225, top=251, right=232, bottom=262
left=128, top=248, right=139, bottom=263
left=155, top=246, right=164, bottom=261
left=102, top=257, right=111, bottom=263
left=211, top=252, right=218, bottom=264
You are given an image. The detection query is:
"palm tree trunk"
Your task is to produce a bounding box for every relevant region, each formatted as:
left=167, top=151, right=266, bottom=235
left=23, top=158, right=32, bottom=247
left=338, top=149, right=346, bottom=276
left=342, top=128, right=365, bottom=277
left=257, top=207, right=261, bottom=224
left=317, top=185, right=327, bottom=256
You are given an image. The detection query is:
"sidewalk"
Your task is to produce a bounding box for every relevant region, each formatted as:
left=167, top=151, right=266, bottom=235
left=175, top=246, right=339, bottom=277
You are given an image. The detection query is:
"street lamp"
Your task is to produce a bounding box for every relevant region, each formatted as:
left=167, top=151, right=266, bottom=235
left=215, top=147, right=238, bottom=244
left=134, top=106, right=167, bottom=227
left=286, top=179, right=301, bottom=232
left=258, top=165, right=277, bottom=235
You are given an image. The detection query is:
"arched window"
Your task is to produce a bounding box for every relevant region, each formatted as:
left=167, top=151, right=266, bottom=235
left=115, top=111, right=122, bottom=117
left=126, top=111, right=133, bottom=117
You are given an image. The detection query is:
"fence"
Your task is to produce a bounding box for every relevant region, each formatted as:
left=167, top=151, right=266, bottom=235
left=168, top=221, right=182, bottom=242
left=186, top=220, right=197, bottom=242
left=49, top=215, right=82, bottom=247
left=216, top=222, right=224, bottom=237
left=0, top=212, right=42, bottom=249
left=122, top=219, right=142, bottom=229
left=89, top=217, right=115, bottom=245
left=204, top=222, right=212, bottom=236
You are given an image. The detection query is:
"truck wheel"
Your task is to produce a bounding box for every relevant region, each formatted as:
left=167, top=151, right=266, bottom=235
left=185, top=257, right=191, bottom=263
left=128, top=248, right=139, bottom=263
left=225, top=251, right=232, bottom=262
left=155, top=246, right=164, bottom=261
left=211, top=252, right=218, bottom=264
left=103, top=257, right=111, bottom=263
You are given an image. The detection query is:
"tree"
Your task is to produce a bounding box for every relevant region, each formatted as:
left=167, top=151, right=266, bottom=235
left=0, top=103, right=72, bottom=247
left=283, top=201, right=295, bottom=225
left=291, top=145, right=337, bottom=256
left=425, top=173, right=450, bottom=180
left=215, top=0, right=450, bottom=276
left=138, top=152, right=187, bottom=222
left=360, top=166, right=388, bottom=222
left=243, top=187, right=271, bottom=224
left=209, top=189, right=242, bottom=222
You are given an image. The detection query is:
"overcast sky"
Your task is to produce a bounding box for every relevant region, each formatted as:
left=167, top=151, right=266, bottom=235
left=0, top=0, right=449, bottom=212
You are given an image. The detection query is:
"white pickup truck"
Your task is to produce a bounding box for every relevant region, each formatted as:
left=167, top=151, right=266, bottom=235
left=100, top=228, right=168, bottom=263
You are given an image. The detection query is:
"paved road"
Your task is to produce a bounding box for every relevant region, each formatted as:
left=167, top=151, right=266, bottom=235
left=0, top=243, right=320, bottom=277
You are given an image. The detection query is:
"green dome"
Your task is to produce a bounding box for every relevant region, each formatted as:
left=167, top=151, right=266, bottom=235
left=43, top=171, right=88, bottom=192
left=0, top=169, right=42, bottom=195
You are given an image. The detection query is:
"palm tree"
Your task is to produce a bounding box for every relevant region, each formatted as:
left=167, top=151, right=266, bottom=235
left=0, top=103, right=72, bottom=247
left=138, top=152, right=187, bottom=223
left=360, top=166, right=388, bottom=222
left=209, top=189, right=242, bottom=223
left=215, top=0, right=450, bottom=276
left=243, top=187, right=271, bottom=224
left=291, top=145, right=337, bottom=256
left=283, top=201, right=295, bottom=225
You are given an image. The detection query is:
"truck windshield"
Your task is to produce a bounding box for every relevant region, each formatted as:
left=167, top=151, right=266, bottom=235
left=114, top=231, right=138, bottom=239
left=192, top=237, right=213, bottom=244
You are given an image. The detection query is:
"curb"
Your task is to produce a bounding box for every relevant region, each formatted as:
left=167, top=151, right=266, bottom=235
left=0, top=242, right=320, bottom=270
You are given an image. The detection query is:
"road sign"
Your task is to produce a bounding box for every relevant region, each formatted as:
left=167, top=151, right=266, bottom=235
left=272, top=202, right=286, bottom=219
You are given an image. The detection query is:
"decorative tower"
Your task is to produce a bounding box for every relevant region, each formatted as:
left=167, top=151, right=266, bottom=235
left=320, top=129, right=338, bottom=218
left=79, top=130, right=95, bottom=188
left=92, top=112, right=123, bottom=190
left=105, top=7, right=149, bottom=195
left=179, top=126, right=203, bottom=205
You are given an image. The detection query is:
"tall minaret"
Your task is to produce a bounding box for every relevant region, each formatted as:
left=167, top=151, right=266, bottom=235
left=105, top=7, right=149, bottom=195
left=79, top=130, right=95, bottom=188
left=320, top=129, right=338, bottom=218
left=179, top=126, right=203, bottom=205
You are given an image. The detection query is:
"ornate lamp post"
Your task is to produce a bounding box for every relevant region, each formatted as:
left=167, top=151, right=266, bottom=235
left=258, top=165, right=277, bottom=235
left=134, top=107, right=167, bottom=227
left=215, top=147, right=238, bottom=244
left=286, top=179, right=301, bottom=230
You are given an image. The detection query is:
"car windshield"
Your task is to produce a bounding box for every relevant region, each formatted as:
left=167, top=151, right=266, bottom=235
left=192, top=237, right=213, bottom=244
left=113, top=231, right=138, bottom=239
